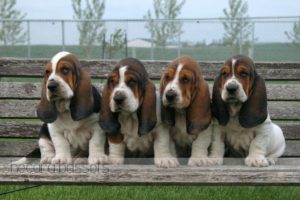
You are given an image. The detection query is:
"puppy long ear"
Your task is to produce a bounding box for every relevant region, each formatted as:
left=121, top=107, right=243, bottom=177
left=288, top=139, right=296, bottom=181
left=137, top=80, right=157, bottom=136
left=70, top=68, right=94, bottom=121
left=99, top=84, right=120, bottom=133
left=239, top=71, right=268, bottom=128
left=36, top=78, right=57, bottom=123
left=186, top=79, right=211, bottom=135
left=160, top=74, right=175, bottom=126
left=211, top=75, right=230, bottom=126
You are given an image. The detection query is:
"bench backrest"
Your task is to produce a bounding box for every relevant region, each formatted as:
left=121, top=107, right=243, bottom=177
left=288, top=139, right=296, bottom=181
left=0, top=58, right=300, bottom=157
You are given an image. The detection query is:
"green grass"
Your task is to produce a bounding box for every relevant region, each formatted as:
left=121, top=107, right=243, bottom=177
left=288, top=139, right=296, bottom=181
left=1, top=43, right=300, bottom=61
left=0, top=185, right=299, bottom=200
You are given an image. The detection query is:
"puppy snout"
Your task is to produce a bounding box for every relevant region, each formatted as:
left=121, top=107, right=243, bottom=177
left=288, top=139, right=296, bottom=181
left=113, top=92, right=126, bottom=105
left=166, top=90, right=177, bottom=102
left=226, top=83, right=238, bottom=94
left=47, top=80, right=58, bottom=92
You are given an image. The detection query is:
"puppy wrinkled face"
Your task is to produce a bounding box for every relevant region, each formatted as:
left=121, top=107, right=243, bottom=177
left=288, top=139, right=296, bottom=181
left=220, top=58, right=252, bottom=103
left=45, top=52, right=75, bottom=101
left=108, top=66, right=140, bottom=113
left=162, top=64, right=195, bottom=109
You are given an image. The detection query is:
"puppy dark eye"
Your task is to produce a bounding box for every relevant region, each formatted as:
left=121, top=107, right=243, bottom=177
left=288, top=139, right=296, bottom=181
left=61, top=67, right=70, bottom=75
left=239, top=71, right=248, bottom=77
left=45, top=70, right=50, bottom=77
left=165, top=75, right=170, bottom=81
left=127, top=79, right=137, bottom=86
left=182, top=77, right=189, bottom=84
left=221, top=71, right=228, bottom=77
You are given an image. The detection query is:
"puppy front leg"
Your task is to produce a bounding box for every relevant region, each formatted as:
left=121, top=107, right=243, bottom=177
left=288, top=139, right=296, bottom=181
left=154, top=124, right=179, bottom=168
left=108, top=134, right=125, bottom=165
left=209, top=123, right=225, bottom=165
left=245, top=125, right=271, bottom=167
left=188, top=124, right=213, bottom=166
left=88, top=125, right=109, bottom=165
left=50, top=127, right=72, bottom=164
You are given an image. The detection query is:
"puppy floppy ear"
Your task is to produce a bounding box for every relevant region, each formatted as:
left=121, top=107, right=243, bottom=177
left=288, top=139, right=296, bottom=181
left=186, top=79, right=211, bottom=134
left=137, top=80, right=157, bottom=136
left=37, top=78, right=57, bottom=123
left=160, top=76, right=175, bottom=126
left=99, top=84, right=120, bottom=133
left=211, top=75, right=229, bottom=126
left=70, top=68, right=94, bottom=121
left=239, top=71, right=268, bottom=128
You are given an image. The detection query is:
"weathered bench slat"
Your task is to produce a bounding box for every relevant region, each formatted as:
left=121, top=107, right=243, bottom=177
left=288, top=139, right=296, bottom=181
left=0, top=140, right=298, bottom=157
left=0, top=158, right=300, bottom=185
left=1, top=59, right=300, bottom=80
left=1, top=82, right=300, bottom=101
left=1, top=122, right=299, bottom=140
left=1, top=100, right=299, bottom=120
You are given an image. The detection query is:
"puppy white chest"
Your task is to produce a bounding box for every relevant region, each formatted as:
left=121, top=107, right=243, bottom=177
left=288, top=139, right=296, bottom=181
left=49, top=112, right=98, bottom=153
left=119, top=113, right=153, bottom=153
left=223, top=117, right=255, bottom=153
left=171, top=111, right=194, bottom=147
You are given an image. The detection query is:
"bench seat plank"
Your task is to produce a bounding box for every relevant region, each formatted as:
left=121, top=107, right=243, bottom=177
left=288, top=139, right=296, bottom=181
left=0, top=158, right=299, bottom=185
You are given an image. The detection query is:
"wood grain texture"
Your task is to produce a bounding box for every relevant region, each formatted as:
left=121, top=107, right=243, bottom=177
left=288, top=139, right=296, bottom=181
left=1, top=58, right=300, bottom=80
left=1, top=82, right=300, bottom=101
left=1, top=100, right=299, bottom=120
left=0, top=140, right=298, bottom=157
left=0, top=158, right=299, bottom=185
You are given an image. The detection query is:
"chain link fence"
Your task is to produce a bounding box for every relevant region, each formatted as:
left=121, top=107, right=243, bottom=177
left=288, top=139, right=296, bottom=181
left=0, top=17, right=299, bottom=61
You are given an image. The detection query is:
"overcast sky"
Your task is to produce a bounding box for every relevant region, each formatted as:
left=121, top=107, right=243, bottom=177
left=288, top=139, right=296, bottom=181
left=16, top=0, right=300, bottom=19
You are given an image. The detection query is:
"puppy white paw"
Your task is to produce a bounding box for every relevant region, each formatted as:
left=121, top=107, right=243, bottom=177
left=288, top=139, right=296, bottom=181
left=155, top=157, right=180, bottom=168
left=188, top=157, right=212, bottom=166
left=109, top=156, right=124, bottom=165
left=51, top=154, right=72, bottom=164
left=245, top=156, right=269, bottom=167
left=40, top=154, right=55, bottom=164
left=208, top=157, right=224, bottom=165
left=88, top=154, right=109, bottom=165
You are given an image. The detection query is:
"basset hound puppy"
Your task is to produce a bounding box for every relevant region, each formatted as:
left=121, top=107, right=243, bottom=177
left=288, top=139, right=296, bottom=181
left=36, top=51, right=108, bottom=165
left=99, top=58, right=179, bottom=168
left=211, top=55, right=286, bottom=167
left=160, top=55, right=218, bottom=166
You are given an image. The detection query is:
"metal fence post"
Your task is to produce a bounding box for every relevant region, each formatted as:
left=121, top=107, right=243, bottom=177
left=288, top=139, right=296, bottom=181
left=27, top=20, right=31, bottom=58
left=61, top=20, right=65, bottom=51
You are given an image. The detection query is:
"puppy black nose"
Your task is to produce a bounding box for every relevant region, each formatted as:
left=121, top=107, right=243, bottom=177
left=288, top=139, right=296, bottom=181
left=114, top=93, right=125, bottom=105
left=166, top=90, right=177, bottom=102
left=226, top=83, right=238, bottom=94
left=47, top=81, right=58, bottom=92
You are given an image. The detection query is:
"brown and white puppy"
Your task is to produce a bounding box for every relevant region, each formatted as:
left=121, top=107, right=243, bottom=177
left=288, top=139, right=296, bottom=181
left=99, top=58, right=179, bottom=168
left=160, top=55, right=217, bottom=166
left=211, top=54, right=286, bottom=167
left=36, top=51, right=107, bottom=165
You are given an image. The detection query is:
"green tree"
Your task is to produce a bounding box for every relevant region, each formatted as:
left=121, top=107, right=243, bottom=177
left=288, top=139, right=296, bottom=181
left=0, top=0, right=27, bottom=46
left=221, top=0, right=251, bottom=54
left=285, top=19, right=300, bottom=47
left=72, top=0, right=105, bottom=58
left=105, top=29, right=126, bottom=59
left=144, top=0, right=185, bottom=48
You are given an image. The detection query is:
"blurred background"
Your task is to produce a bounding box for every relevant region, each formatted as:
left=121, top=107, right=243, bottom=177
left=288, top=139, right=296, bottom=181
left=0, top=0, right=300, bottom=61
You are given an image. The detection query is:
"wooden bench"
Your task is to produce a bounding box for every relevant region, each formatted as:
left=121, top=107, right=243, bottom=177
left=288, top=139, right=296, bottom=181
left=0, top=58, right=300, bottom=185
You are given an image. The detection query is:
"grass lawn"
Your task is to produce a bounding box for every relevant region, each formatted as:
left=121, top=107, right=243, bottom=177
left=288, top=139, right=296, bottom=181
left=0, top=185, right=300, bottom=200
left=1, top=43, right=299, bottom=62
